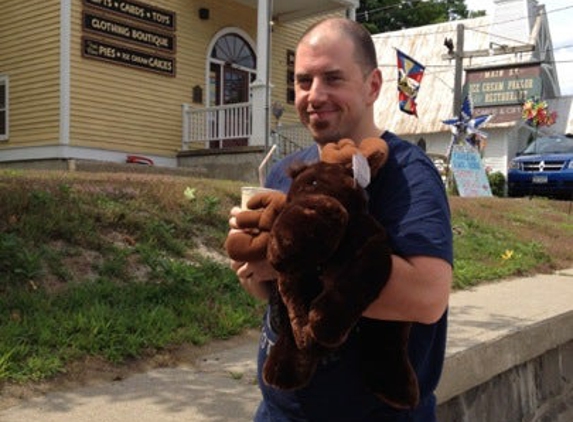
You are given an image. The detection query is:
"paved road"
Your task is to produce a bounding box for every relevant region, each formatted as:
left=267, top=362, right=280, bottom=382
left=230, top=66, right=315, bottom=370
left=1, top=269, right=572, bottom=422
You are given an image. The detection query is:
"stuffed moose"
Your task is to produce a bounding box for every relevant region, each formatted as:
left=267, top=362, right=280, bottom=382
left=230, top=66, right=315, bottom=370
left=225, top=138, right=419, bottom=409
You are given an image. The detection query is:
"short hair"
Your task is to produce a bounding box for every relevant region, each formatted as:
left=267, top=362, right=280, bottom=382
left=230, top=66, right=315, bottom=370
left=298, top=18, right=378, bottom=74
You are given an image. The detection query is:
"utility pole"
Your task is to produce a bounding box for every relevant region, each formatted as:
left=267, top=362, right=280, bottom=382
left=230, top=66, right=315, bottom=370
left=452, top=24, right=465, bottom=118
left=443, top=25, right=535, bottom=117
left=444, top=24, right=465, bottom=191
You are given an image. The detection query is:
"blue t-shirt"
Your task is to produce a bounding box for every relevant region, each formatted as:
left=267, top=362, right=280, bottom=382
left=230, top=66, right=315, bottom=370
left=256, top=132, right=453, bottom=422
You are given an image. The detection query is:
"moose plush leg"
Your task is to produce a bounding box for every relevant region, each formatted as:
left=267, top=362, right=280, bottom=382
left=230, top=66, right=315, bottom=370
left=263, top=288, right=318, bottom=390
left=357, top=318, right=420, bottom=409
left=263, top=330, right=319, bottom=390
left=308, top=226, right=392, bottom=348
left=277, top=272, right=322, bottom=350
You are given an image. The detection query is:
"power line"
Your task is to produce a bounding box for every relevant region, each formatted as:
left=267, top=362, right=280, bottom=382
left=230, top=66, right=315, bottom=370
left=467, top=5, right=573, bottom=33
left=377, top=52, right=573, bottom=86
left=356, top=2, right=400, bottom=20
left=375, top=49, right=573, bottom=72
left=358, top=4, right=573, bottom=41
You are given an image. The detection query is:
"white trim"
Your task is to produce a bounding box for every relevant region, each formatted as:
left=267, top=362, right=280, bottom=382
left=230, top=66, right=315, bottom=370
left=60, top=0, right=72, bottom=145
left=0, top=75, right=8, bottom=141
left=0, top=145, right=177, bottom=167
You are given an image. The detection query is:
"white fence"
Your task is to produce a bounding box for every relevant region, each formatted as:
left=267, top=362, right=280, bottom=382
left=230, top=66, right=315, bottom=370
left=182, top=102, right=252, bottom=149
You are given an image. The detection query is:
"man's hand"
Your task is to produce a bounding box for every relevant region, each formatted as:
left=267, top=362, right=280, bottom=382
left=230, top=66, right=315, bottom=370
left=227, top=207, right=279, bottom=301
left=231, top=258, right=277, bottom=300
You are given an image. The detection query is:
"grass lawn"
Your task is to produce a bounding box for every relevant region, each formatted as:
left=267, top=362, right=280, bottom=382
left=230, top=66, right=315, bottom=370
left=1, top=169, right=572, bottom=385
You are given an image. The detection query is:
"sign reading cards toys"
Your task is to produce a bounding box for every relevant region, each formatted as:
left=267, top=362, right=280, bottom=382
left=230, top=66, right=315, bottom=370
left=83, top=0, right=176, bottom=30
left=451, top=144, right=492, bottom=197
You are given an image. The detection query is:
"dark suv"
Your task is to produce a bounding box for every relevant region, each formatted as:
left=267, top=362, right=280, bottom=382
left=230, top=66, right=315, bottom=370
left=507, top=134, right=573, bottom=199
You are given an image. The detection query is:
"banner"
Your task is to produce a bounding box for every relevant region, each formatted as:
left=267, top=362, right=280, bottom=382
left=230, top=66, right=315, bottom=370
left=396, top=49, right=425, bottom=116
left=451, top=144, right=492, bottom=197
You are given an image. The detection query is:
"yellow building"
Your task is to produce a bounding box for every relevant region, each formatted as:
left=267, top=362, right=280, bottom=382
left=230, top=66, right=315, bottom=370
left=0, top=0, right=356, bottom=172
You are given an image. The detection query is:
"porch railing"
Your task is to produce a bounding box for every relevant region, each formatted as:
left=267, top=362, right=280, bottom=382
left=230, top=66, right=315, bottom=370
left=271, top=125, right=314, bottom=161
left=182, top=103, right=313, bottom=156
left=182, top=102, right=252, bottom=149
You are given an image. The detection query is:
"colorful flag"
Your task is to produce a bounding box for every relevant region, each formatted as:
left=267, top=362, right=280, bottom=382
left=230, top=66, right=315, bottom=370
left=396, top=49, right=425, bottom=116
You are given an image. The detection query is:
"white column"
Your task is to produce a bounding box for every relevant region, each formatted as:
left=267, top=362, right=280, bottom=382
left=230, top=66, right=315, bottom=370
left=181, top=104, right=190, bottom=150
left=251, top=0, right=272, bottom=147
left=60, top=0, right=72, bottom=145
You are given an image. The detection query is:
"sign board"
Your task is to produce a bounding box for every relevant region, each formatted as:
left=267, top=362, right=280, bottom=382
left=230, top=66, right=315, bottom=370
left=83, top=0, right=176, bottom=30
left=471, top=104, right=523, bottom=124
left=464, top=64, right=541, bottom=107
left=81, top=0, right=176, bottom=76
left=82, top=37, right=175, bottom=76
left=451, top=144, right=492, bottom=197
left=83, top=12, right=175, bottom=53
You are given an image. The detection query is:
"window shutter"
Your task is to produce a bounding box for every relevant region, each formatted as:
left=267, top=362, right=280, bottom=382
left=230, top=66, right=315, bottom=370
left=0, top=78, right=7, bottom=140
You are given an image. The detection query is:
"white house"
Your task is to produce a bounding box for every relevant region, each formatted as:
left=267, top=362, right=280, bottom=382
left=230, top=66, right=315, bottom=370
left=372, top=0, right=572, bottom=175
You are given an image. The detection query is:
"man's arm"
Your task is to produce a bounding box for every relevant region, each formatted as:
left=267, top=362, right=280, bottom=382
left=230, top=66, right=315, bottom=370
left=362, top=255, right=452, bottom=324
left=229, top=208, right=452, bottom=324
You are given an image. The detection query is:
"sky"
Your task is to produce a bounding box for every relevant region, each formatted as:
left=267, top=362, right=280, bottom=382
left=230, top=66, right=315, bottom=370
left=464, top=0, right=573, bottom=95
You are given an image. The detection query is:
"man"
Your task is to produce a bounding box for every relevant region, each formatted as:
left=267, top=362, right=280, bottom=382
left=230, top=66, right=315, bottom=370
left=229, top=17, right=453, bottom=421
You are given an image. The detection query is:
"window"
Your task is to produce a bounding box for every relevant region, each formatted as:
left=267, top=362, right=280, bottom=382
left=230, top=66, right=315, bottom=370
left=0, top=76, right=8, bottom=141
left=209, top=33, right=256, bottom=106
left=211, top=33, right=255, bottom=69
left=286, top=49, right=295, bottom=104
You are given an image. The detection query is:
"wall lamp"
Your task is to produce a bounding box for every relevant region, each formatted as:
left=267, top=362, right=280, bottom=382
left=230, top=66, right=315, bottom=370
left=199, top=8, right=209, bottom=20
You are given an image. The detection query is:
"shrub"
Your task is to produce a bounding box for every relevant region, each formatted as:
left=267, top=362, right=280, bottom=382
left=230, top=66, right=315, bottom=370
left=488, top=171, right=506, bottom=197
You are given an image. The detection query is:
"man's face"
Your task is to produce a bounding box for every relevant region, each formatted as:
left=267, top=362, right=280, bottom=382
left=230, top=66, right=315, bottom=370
left=294, top=31, right=380, bottom=145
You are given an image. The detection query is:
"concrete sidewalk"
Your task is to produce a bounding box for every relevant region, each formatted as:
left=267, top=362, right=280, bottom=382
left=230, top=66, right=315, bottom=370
left=1, top=269, right=572, bottom=422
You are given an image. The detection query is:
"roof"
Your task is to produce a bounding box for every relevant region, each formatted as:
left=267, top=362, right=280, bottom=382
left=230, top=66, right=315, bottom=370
left=234, top=0, right=359, bottom=22
left=373, top=16, right=491, bottom=135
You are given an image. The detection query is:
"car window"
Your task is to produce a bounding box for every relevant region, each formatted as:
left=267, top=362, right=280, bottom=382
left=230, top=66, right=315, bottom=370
left=522, top=136, right=573, bottom=154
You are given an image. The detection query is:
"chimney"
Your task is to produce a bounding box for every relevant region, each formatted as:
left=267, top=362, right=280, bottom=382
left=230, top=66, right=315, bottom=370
left=491, top=0, right=539, bottom=46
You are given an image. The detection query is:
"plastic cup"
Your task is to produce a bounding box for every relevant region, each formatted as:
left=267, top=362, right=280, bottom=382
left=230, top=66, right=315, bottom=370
left=241, top=186, right=277, bottom=210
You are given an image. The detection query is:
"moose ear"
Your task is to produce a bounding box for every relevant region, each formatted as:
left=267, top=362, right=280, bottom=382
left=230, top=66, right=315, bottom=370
left=353, top=153, right=371, bottom=188
left=358, top=137, right=389, bottom=177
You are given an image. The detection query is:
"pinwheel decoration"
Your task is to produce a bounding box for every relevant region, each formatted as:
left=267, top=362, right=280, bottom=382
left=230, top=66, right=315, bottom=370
left=441, top=94, right=493, bottom=195
left=442, top=94, right=492, bottom=156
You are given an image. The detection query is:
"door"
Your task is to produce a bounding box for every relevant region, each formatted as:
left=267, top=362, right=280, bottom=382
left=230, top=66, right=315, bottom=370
left=209, top=32, right=256, bottom=148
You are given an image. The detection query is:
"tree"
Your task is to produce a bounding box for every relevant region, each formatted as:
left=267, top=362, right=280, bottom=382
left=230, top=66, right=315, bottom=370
left=357, top=0, right=485, bottom=34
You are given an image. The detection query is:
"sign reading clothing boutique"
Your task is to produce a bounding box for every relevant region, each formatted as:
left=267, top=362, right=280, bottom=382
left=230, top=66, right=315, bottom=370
left=81, top=0, right=176, bottom=76
left=464, top=63, right=541, bottom=123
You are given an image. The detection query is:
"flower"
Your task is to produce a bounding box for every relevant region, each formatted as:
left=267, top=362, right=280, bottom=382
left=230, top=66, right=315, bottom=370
left=522, top=97, right=557, bottom=127
left=184, top=187, right=196, bottom=201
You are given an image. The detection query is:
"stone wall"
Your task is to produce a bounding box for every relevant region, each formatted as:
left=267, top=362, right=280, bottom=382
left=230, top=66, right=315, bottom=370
left=178, top=146, right=267, bottom=185
left=436, top=311, right=573, bottom=422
